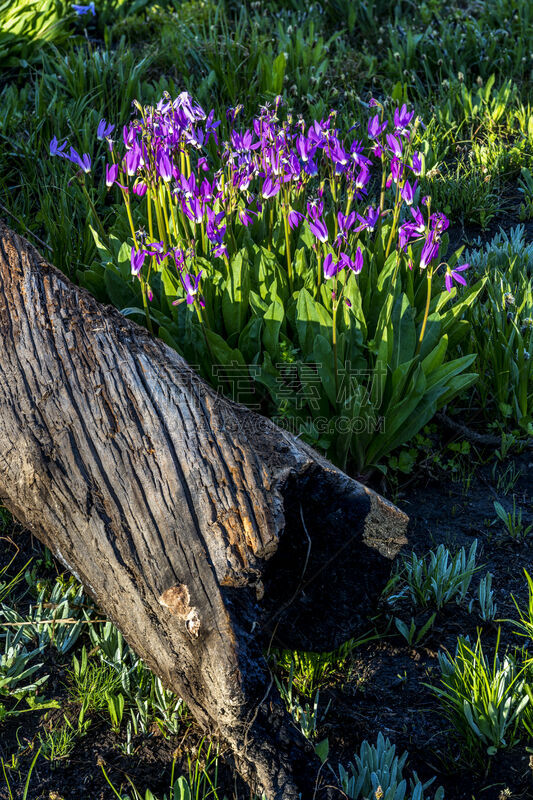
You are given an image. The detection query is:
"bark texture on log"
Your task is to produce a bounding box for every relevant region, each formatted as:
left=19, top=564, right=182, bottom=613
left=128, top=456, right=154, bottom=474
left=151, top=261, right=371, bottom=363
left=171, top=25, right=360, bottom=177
left=0, top=221, right=408, bottom=798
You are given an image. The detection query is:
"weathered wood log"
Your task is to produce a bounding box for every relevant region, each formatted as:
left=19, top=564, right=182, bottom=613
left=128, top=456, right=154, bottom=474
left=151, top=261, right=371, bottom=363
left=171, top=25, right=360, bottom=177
left=0, top=221, right=408, bottom=798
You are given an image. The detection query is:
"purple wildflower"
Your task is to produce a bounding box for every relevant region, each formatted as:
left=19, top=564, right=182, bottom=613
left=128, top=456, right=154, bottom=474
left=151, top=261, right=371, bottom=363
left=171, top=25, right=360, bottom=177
left=350, top=138, right=371, bottom=167
left=146, top=241, right=169, bottom=265
left=183, top=196, right=205, bottom=224
left=123, top=125, right=135, bottom=149
left=180, top=271, right=203, bottom=304
left=409, top=206, right=426, bottom=234
left=330, top=140, right=349, bottom=170
left=420, top=233, right=439, bottom=270
left=308, top=217, right=329, bottom=243
left=212, top=243, right=228, bottom=259
left=261, top=175, right=281, bottom=199
left=401, top=179, right=418, bottom=206
left=97, top=119, right=114, bottom=140
left=336, top=211, right=356, bottom=244
left=72, top=1, right=95, bottom=15
left=124, top=145, right=141, bottom=177
left=323, top=253, right=341, bottom=279
left=372, top=142, right=383, bottom=159
left=386, top=157, right=404, bottom=188
left=156, top=150, right=173, bottom=182
left=238, top=208, right=256, bottom=226
left=105, top=163, right=118, bottom=187
left=398, top=223, right=414, bottom=251
left=288, top=209, right=304, bottom=230
left=430, top=211, right=450, bottom=238
left=133, top=180, right=147, bottom=197
left=205, top=110, right=221, bottom=144
left=49, top=137, right=67, bottom=157
left=295, top=134, right=315, bottom=164
left=340, top=247, right=363, bottom=274
left=307, top=199, right=324, bottom=221
left=386, top=134, right=403, bottom=158
left=445, top=263, right=469, bottom=292
left=368, top=114, right=388, bottom=139
left=394, top=104, right=415, bottom=133
left=131, top=247, right=147, bottom=277
left=355, top=206, right=380, bottom=233
left=354, top=164, right=370, bottom=193
left=411, top=151, right=423, bottom=176
left=68, top=147, right=91, bottom=173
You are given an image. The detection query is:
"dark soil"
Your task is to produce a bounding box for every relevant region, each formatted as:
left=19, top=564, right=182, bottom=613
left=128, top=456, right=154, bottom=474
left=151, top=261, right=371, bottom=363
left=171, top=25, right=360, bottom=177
left=322, top=440, right=533, bottom=800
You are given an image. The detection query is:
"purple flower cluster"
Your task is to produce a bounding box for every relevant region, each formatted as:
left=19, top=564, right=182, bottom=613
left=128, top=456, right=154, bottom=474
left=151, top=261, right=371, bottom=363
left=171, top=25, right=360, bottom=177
left=50, top=92, right=469, bottom=306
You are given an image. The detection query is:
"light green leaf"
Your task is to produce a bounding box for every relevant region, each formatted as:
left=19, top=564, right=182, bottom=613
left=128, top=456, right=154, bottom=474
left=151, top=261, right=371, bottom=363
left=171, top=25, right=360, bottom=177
left=295, top=288, right=333, bottom=355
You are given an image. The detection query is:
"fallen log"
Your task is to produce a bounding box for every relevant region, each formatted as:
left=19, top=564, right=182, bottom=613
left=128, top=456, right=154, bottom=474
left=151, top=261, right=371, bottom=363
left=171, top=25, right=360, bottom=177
left=0, top=221, right=408, bottom=798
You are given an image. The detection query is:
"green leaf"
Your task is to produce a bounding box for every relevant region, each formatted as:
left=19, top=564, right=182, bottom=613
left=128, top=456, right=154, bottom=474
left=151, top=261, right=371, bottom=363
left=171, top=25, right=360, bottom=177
left=88, top=224, right=112, bottom=261
left=117, top=241, right=132, bottom=280
left=391, top=293, right=417, bottom=369
left=173, top=776, right=192, bottom=800
left=249, top=290, right=269, bottom=316
left=239, top=316, right=263, bottom=364
left=315, top=738, right=329, bottom=765
left=313, top=334, right=337, bottom=407
left=160, top=263, right=182, bottom=304
left=377, top=251, right=400, bottom=292
left=271, top=52, right=286, bottom=95
left=295, top=288, right=333, bottom=355
left=222, top=250, right=250, bottom=338
left=204, top=328, right=245, bottom=368
left=418, top=313, right=442, bottom=360
left=158, top=325, right=183, bottom=356
left=262, top=300, right=285, bottom=360
left=371, top=324, right=391, bottom=409
left=342, top=274, right=367, bottom=338
left=255, top=246, right=288, bottom=303
left=437, top=372, right=478, bottom=407
left=293, top=247, right=308, bottom=282
left=421, top=335, right=448, bottom=376
left=425, top=353, right=477, bottom=394
left=368, top=390, right=442, bottom=465
left=104, top=268, right=137, bottom=310
left=78, top=269, right=107, bottom=303
left=194, top=328, right=246, bottom=394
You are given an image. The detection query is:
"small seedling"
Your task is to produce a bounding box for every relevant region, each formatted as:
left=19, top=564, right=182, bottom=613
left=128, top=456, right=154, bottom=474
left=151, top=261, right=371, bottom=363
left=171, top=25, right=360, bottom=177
left=493, top=498, right=533, bottom=542
left=468, top=573, right=498, bottom=621
left=395, top=614, right=436, bottom=647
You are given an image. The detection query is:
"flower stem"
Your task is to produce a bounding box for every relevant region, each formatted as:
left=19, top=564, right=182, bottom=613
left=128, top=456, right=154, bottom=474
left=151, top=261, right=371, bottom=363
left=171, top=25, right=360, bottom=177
left=379, top=153, right=387, bottom=214
left=282, top=199, right=293, bottom=291
left=140, top=277, right=154, bottom=335
left=317, top=245, right=322, bottom=296
left=123, top=194, right=138, bottom=248
left=384, top=182, right=403, bottom=260
left=417, top=266, right=433, bottom=354
left=166, top=184, right=179, bottom=246
left=332, top=299, right=339, bottom=404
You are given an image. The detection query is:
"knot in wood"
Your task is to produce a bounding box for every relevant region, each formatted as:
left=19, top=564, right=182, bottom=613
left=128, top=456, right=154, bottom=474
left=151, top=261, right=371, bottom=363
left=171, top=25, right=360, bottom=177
left=158, top=584, right=201, bottom=638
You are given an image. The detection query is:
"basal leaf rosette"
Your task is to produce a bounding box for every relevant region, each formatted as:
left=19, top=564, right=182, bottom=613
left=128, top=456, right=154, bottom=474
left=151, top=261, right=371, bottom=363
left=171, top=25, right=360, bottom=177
left=50, top=94, right=483, bottom=474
